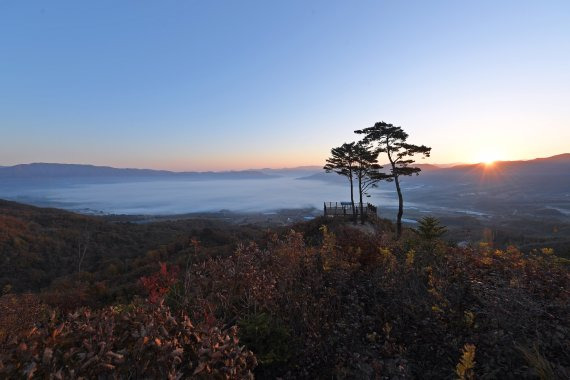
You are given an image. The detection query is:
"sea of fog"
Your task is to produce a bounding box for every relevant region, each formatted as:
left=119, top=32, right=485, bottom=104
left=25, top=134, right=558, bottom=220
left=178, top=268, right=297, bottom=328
left=0, top=177, right=402, bottom=215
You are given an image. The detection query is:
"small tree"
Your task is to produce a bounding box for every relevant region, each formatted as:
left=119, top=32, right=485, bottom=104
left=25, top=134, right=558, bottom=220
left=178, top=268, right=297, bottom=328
left=324, top=142, right=358, bottom=220
left=415, top=216, right=447, bottom=241
left=353, top=141, right=388, bottom=223
left=356, top=122, right=431, bottom=239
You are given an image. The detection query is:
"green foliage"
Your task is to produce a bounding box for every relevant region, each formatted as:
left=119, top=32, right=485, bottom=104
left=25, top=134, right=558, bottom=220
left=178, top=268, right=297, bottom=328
left=355, top=121, right=432, bottom=178
left=238, top=313, right=294, bottom=365
left=355, top=121, right=432, bottom=238
left=415, top=216, right=448, bottom=241
left=323, top=142, right=358, bottom=179
left=517, top=343, right=556, bottom=380
left=323, top=142, right=358, bottom=218
left=352, top=141, right=390, bottom=224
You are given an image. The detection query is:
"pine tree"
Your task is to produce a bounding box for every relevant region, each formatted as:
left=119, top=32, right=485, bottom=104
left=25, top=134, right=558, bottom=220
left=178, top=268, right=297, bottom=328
left=353, top=141, right=389, bottom=223
left=415, top=216, right=447, bottom=241
left=323, top=142, right=358, bottom=220
left=356, top=122, right=431, bottom=239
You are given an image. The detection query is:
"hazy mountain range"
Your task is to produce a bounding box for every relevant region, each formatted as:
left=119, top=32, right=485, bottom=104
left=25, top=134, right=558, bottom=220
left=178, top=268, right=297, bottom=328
left=1, top=154, right=568, bottom=181
left=0, top=154, right=568, bottom=217
left=0, top=163, right=275, bottom=180
left=299, top=153, right=570, bottom=184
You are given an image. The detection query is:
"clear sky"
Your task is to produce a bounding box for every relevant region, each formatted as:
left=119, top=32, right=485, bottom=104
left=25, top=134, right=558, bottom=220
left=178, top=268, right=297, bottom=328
left=1, top=1, right=569, bottom=170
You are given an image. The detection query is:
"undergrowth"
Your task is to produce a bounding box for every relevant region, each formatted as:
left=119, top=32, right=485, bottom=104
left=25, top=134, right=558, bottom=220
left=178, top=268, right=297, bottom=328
left=1, top=221, right=569, bottom=379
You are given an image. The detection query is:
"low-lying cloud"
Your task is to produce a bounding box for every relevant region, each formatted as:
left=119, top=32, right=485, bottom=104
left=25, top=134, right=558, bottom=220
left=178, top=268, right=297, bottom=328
left=0, top=177, right=398, bottom=215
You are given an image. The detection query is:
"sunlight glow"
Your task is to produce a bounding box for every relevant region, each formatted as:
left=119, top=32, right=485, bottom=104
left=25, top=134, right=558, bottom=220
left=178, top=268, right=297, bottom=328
left=474, top=150, right=504, bottom=166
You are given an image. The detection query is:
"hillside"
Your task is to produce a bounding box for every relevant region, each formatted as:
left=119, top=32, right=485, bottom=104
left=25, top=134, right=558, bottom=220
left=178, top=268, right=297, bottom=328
left=0, top=200, right=266, bottom=297
left=0, top=201, right=569, bottom=378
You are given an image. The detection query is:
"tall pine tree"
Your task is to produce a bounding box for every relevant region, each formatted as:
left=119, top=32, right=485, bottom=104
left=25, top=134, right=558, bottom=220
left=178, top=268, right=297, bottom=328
left=324, top=142, right=358, bottom=220
left=353, top=141, right=388, bottom=223
left=356, top=122, right=431, bottom=238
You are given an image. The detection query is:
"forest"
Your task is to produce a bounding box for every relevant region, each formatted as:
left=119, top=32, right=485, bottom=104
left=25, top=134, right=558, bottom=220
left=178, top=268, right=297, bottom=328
left=0, top=199, right=568, bottom=379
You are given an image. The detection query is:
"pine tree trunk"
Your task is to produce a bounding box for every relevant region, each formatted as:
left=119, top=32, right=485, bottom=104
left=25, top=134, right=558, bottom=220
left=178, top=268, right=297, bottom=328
left=359, top=173, right=364, bottom=224
left=349, top=170, right=356, bottom=222
left=395, top=174, right=404, bottom=239
left=386, top=138, right=403, bottom=239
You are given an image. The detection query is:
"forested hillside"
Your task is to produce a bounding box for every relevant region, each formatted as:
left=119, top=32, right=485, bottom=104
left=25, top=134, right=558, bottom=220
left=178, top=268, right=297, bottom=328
left=0, top=200, right=265, bottom=305
left=0, top=201, right=569, bottom=378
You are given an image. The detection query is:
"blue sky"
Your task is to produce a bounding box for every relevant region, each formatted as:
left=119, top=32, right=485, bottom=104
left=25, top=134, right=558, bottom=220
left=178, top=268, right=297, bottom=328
left=1, top=1, right=569, bottom=170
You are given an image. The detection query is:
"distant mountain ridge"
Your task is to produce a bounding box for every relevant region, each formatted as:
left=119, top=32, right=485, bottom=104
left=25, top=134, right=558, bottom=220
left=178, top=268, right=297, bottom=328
left=298, top=153, right=570, bottom=184
left=1, top=153, right=568, bottom=181
left=437, top=153, right=570, bottom=178
left=533, top=153, right=570, bottom=162
left=0, top=163, right=275, bottom=180
left=446, top=153, right=570, bottom=170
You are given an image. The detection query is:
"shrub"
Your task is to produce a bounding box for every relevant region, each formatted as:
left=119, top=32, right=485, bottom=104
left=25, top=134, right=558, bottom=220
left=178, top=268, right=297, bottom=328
left=4, top=220, right=570, bottom=379
left=0, top=303, right=256, bottom=379
left=140, top=262, right=179, bottom=304
left=238, top=313, right=294, bottom=365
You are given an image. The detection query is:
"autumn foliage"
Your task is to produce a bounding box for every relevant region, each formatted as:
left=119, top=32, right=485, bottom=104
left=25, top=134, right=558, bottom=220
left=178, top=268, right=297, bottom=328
left=1, top=211, right=569, bottom=378
left=172, top=226, right=569, bottom=378
left=0, top=302, right=256, bottom=379
left=140, top=262, right=179, bottom=304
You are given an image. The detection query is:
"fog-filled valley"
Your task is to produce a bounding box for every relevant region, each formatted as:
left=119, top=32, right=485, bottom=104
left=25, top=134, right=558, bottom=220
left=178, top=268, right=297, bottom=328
left=0, top=173, right=396, bottom=215
left=1, top=156, right=568, bottom=223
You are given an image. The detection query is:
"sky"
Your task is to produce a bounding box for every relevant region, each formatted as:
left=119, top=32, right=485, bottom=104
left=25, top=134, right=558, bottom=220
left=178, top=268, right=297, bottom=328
left=1, top=0, right=569, bottom=171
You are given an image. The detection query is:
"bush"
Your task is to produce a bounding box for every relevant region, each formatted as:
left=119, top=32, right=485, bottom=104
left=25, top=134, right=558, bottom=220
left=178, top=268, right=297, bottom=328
left=238, top=313, right=294, bottom=365
left=176, top=228, right=570, bottom=378
left=3, top=219, right=569, bottom=379
left=0, top=303, right=256, bottom=379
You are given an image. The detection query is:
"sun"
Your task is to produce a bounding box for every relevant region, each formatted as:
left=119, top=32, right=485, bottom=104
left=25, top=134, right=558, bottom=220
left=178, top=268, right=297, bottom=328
left=475, top=151, right=502, bottom=166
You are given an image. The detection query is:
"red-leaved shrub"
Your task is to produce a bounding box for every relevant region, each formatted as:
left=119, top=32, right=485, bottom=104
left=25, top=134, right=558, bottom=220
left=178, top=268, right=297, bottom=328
left=0, top=303, right=256, bottom=379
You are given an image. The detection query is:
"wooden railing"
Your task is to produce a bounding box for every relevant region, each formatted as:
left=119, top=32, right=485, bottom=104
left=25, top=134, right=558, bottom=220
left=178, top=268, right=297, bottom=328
left=323, top=202, right=377, bottom=219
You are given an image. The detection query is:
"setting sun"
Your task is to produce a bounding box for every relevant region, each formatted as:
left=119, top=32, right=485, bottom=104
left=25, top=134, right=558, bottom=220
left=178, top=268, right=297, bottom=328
left=475, top=151, right=503, bottom=165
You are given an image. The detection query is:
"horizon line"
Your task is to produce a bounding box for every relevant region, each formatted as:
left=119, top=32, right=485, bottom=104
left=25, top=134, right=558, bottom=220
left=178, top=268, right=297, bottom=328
left=1, top=152, right=568, bottom=173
